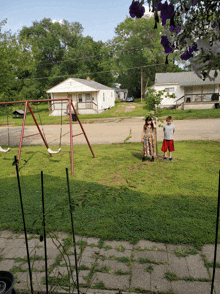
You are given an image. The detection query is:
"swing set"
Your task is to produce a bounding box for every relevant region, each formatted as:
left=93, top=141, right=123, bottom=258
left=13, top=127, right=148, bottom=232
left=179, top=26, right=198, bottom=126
left=0, top=98, right=95, bottom=175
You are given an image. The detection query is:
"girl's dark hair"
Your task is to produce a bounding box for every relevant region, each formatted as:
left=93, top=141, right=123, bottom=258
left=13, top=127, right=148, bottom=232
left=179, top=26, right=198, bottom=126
left=144, top=116, right=154, bottom=130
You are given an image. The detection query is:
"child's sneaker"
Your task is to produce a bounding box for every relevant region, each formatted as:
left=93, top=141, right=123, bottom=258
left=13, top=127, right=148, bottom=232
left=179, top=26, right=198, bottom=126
left=142, top=157, right=145, bottom=162
left=169, top=158, right=173, bottom=161
left=163, top=157, right=167, bottom=161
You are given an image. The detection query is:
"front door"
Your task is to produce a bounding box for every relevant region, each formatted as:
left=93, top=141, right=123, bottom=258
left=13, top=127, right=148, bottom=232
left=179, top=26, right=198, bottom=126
left=185, top=86, right=193, bottom=102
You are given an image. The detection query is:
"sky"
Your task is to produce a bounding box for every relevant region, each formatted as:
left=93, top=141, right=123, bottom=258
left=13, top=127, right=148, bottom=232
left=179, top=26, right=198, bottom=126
left=0, top=0, right=151, bottom=42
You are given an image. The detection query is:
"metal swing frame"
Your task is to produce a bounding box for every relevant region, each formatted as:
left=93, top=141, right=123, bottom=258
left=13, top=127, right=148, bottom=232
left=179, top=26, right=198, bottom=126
left=0, top=98, right=95, bottom=175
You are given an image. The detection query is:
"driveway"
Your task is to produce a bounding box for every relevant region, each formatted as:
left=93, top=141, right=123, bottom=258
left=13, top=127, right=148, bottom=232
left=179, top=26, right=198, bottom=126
left=0, top=117, right=220, bottom=146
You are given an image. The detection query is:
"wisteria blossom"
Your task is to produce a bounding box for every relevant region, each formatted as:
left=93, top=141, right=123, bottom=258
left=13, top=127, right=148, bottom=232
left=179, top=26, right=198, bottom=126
left=129, top=0, right=220, bottom=80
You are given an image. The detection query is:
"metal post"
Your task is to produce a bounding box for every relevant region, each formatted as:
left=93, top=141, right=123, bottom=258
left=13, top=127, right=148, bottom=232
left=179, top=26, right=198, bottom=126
left=69, top=99, right=74, bottom=175
left=27, top=103, right=52, bottom=157
left=14, top=156, right=34, bottom=294
left=17, top=101, right=28, bottom=163
left=71, top=102, right=95, bottom=158
left=211, top=170, right=220, bottom=294
left=41, top=171, right=49, bottom=294
left=66, top=168, right=80, bottom=294
left=141, top=68, right=143, bottom=102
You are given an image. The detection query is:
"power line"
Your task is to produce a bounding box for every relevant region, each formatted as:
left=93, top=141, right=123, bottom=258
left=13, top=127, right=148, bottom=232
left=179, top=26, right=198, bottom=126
left=16, top=63, right=166, bottom=81
left=12, top=43, right=161, bottom=68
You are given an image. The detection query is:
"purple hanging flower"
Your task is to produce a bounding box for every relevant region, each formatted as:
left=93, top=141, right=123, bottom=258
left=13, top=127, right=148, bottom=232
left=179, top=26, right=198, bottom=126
left=155, top=1, right=175, bottom=26
left=211, top=19, right=220, bottom=28
left=129, top=1, right=145, bottom=18
left=136, top=5, right=145, bottom=18
left=154, top=0, right=163, bottom=11
left=192, top=0, right=198, bottom=6
left=181, top=50, right=193, bottom=60
left=129, top=1, right=140, bottom=18
left=189, top=42, right=198, bottom=54
left=161, top=36, right=174, bottom=54
left=170, top=25, right=181, bottom=34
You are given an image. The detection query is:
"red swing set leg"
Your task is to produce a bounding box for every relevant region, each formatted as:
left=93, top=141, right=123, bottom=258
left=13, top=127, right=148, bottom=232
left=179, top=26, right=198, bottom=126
left=68, top=99, right=96, bottom=175
left=17, top=101, right=52, bottom=164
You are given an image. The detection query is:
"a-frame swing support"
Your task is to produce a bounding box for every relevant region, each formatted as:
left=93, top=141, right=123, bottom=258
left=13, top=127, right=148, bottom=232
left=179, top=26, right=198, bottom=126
left=0, top=98, right=95, bottom=175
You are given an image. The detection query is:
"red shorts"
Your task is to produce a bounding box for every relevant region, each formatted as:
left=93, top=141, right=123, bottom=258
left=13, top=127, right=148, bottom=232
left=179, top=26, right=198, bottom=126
left=161, top=140, right=175, bottom=152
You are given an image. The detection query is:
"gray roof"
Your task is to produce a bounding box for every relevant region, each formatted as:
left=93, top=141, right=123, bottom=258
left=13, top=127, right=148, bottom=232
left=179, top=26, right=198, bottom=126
left=73, top=78, right=112, bottom=90
left=155, top=70, right=220, bottom=86
left=13, top=110, right=24, bottom=115
left=46, top=78, right=112, bottom=93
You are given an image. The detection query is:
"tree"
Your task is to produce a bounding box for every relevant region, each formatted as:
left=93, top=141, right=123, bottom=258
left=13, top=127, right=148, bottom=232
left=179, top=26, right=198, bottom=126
left=129, top=1, right=220, bottom=80
left=18, top=18, right=115, bottom=98
left=0, top=20, right=22, bottom=101
left=19, top=18, right=84, bottom=98
left=51, top=36, right=115, bottom=87
left=111, top=16, right=183, bottom=98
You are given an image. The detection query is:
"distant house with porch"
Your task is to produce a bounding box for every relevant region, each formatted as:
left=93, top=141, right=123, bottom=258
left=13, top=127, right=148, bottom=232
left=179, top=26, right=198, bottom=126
left=151, top=71, right=220, bottom=110
left=46, top=78, right=115, bottom=115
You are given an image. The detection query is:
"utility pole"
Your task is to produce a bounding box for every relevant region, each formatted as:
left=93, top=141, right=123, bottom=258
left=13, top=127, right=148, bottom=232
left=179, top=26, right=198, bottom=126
left=141, top=68, right=143, bottom=102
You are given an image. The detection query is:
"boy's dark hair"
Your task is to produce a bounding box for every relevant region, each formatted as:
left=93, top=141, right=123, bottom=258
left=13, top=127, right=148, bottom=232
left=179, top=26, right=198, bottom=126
left=144, top=116, right=154, bottom=130
left=166, top=116, right=172, bottom=121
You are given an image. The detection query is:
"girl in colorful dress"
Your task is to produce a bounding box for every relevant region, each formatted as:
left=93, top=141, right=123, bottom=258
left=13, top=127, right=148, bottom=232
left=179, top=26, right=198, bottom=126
left=141, top=116, right=156, bottom=162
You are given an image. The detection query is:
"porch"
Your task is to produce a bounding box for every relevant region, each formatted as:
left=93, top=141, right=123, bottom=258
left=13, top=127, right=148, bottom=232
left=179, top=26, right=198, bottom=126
left=175, top=93, right=220, bottom=110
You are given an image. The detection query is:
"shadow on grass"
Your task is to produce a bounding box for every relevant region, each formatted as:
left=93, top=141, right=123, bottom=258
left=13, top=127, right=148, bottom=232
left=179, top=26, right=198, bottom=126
left=0, top=174, right=218, bottom=248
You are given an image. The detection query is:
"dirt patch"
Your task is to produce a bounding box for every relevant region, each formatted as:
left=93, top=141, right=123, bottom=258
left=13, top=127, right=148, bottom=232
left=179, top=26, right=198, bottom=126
left=125, top=106, right=136, bottom=113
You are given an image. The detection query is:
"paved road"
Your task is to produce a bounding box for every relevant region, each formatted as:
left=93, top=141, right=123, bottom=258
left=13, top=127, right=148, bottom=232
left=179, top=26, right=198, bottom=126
left=0, top=117, right=220, bottom=146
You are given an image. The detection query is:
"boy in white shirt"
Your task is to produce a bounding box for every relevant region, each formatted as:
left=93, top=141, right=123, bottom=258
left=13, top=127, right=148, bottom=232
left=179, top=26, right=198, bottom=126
left=162, top=116, right=175, bottom=161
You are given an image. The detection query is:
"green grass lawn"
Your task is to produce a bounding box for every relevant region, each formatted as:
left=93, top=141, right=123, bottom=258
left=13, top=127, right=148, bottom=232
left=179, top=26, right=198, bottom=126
left=0, top=140, right=219, bottom=248
left=0, top=101, right=219, bottom=127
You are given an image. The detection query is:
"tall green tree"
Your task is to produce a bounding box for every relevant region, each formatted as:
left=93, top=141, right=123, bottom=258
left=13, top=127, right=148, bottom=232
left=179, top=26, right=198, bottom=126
left=51, top=36, right=115, bottom=87
left=111, top=16, right=183, bottom=98
left=19, top=18, right=84, bottom=98
left=0, top=20, right=22, bottom=101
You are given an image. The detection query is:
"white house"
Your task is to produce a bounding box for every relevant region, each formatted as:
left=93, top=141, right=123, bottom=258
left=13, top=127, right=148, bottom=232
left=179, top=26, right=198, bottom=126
left=46, top=78, right=115, bottom=115
left=115, top=89, right=129, bottom=101
left=151, top=71, right=220, bottom=110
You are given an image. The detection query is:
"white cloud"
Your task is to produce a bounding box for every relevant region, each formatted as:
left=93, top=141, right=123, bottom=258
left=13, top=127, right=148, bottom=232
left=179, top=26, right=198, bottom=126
left=143, top=6, right=154, bottom=18
left=52, top=19, right=64, bottom=25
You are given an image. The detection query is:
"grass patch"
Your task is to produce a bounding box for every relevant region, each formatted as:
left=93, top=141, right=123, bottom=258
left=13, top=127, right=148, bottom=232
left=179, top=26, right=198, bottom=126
left=174, top=248, right=198, bottom=258
left=165, top=271, right=212, bottom=283
left=114, top=269, right=130, bottom=275
left=93, top=281, right=105, bottom=290
left=96, top=266, right=111, bottom=273
left=104, top=246, right=112, bottom=250
left=138, top=257, right=167, bottom=265
left=165, top=271, right=179, bottom=281
left=145, top=265, right=154, bottom=273
left=0, top=141, right=220, bottom=248
left=116, top=245, right=126, bottom=252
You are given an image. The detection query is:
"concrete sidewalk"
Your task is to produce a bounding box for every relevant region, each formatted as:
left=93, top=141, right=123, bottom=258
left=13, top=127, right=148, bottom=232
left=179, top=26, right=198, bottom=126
left=0, top=230, right=219, bottom=294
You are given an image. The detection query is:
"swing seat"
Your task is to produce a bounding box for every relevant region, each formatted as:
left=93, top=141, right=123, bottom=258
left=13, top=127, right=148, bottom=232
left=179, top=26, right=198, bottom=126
left=0, top=146, right=11, bottom=152
left=47, top=148, right=61, bottom=154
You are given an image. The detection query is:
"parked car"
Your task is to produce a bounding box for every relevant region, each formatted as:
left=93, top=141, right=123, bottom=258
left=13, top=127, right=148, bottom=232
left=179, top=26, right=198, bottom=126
left=126, top=96, right=134, bottom=102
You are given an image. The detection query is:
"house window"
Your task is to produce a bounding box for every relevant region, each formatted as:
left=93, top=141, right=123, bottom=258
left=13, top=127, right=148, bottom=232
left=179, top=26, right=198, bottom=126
left=85, top=93, right=91, bottom=101
left=103, top=93, right=105, bottom=102
left=165, top=87, right=174, bottom=93
left=78, top=94, right=82, bottom=102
